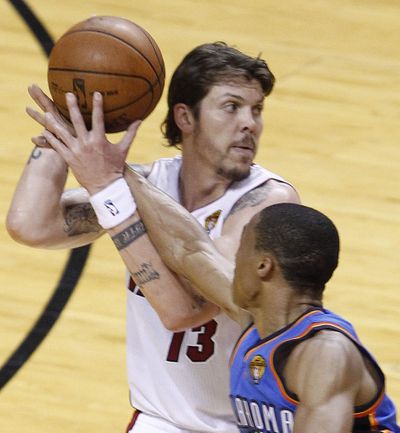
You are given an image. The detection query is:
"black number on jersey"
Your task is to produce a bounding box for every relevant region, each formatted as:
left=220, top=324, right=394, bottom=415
left=166, top=320, right=217, bottom=362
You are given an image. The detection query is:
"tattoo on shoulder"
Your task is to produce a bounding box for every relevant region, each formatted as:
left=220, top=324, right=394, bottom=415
left=229, top=181, right=277, bottom=215
left=28, top=147, right=42, bottom=164
left=112, top=220, right=147, bottom=250
left=64, top=203, right=102, bottom=236
left=132, top=262, right=160, bottom=287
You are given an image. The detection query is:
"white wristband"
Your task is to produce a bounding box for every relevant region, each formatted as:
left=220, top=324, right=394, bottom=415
left=89, top=178, right=137, bottom=229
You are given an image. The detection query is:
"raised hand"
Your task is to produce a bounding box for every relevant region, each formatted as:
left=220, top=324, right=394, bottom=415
left=42, top=91, right=141, bottom=194
left=26, top=84, right=75, bottom=148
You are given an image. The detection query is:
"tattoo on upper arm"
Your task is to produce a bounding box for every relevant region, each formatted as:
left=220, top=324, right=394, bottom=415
left=112, top=220, right=147, bottom=250
left=64, top=203, right=102, bottom=236
left=132, top=262, right=160, bottom=286
left=229, top=181, right=273, bottom=215
left=28, top=147, right=42, bottom=164
left=229, top=180, right=294, bottom=216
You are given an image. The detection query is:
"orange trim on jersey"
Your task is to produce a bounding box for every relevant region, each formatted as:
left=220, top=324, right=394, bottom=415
left=353, top=389, right=385, bottom=418
left=268, top=321, right=363, bottom=405
left=229, top=325, right=256, bottom=366
left=369, top=411, right=378, bottom=427
left=235, top=313, right=390, bottom=427
left=243, top=310, right=322, bottom=363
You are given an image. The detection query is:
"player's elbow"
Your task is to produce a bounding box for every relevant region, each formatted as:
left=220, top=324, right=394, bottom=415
left=160, top=316, right=186, bottom=332
left=159, top=311, right=196, bottom=332
left=6, top=211, right=50, bottom=248
left=159, top=303, right=220, bottom=332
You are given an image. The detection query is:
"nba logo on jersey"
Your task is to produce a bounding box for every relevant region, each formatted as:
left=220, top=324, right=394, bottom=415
left=249, top=355, right=266, bottom=384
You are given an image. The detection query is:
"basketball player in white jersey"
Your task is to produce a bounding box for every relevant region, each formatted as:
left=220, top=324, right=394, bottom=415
left=7, top=42, right=300, bottom=433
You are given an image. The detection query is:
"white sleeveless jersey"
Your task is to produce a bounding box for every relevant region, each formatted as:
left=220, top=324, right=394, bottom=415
left=126, top=156, right=289, bottom=432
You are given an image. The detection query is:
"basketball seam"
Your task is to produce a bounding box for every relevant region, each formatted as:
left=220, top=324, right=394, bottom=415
left=105, top=78, right=160, bottom=114
left=48, top=70, right=159, bottom=111
left=53, top=76, right=160, bottom=115
left=103, top=78, right=159, bottom=131
left=61, top=29, right=163, bottom=85
left=48, top=67, right=154, bottom=82
left=139, top=28, right=166, bottom=91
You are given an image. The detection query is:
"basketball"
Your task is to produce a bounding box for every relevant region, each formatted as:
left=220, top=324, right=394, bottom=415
left=47, top=16, right=165, bottom=133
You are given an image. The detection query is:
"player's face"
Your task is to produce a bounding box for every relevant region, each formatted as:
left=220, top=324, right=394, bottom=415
left=192, top=79, right=265, bottom=181
left=233, top=219, right=261, bottom=309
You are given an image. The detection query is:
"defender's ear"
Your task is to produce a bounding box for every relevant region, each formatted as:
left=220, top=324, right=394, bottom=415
left=174, top=103, right=195, bottom=133
left=257, top=257, right=273, bottom=280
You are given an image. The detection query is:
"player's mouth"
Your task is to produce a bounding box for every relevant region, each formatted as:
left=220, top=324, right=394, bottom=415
left=230, top=136, right=256, bottom=159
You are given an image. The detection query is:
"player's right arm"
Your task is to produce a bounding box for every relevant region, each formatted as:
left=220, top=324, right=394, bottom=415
left=6, top=84, right=100, bottom=248
left=6, top=141, right=219, bottom=330
left=12, top=87, right=220, bottom=331
left=6, top=145, right=104, bottom=249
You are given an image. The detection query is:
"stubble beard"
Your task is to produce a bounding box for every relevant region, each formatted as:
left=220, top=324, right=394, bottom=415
left=193, top=121, right=253, bottom=182
left=216, top=163, right=251, bottom=182
left=217, top=134, right=256, bottom=182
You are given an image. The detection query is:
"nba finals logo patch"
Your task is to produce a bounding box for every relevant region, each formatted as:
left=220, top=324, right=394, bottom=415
left=204, top=210, right=222, bottom=233
left=249, top=355, right=266, bottom=384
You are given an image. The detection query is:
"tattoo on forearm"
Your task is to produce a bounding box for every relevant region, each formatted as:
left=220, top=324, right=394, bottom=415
left=112, top=220, right=146, bottom=250
left=28, top=147, right=42, bottom=164
left=132, top=262, right=160, bottom=286
left=64, top=203, right=102, bottom=236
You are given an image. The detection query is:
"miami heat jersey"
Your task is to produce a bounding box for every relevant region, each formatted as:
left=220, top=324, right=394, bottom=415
left=230, top=308, right=400, bottom=433
left=126, top=156, right=290, bottom=432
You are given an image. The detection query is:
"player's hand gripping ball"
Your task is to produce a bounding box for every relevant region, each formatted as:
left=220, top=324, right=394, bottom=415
left=47, top=16, right=165, bottom=133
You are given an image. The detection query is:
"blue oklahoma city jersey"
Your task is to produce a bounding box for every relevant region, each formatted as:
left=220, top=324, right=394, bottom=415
left=230, top=308, right=400, bottom=433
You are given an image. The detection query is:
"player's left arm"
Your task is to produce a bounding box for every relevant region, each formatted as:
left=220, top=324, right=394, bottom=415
left=284, top=331, right=363, bottom=433
left=125, top=167, right=300, bottom=326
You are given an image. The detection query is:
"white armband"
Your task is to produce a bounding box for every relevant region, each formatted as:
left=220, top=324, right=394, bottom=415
left=89, top=178, right=137, bottom=229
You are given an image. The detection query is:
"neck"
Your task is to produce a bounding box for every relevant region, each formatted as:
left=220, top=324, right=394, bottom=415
left=179, top=159, right=232, bottom=212
left=250, top=291, right=322, bottom=339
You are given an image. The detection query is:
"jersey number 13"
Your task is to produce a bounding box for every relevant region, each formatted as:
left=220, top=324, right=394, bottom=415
left=167, top=320, right=217, bottom=362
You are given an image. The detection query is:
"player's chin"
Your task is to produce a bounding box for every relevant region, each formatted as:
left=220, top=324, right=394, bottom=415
left=217, top=156, right=252, bottom=181
left=223, top=165, right=251, bottom=182
left=231, top=158, right=253, bottom=180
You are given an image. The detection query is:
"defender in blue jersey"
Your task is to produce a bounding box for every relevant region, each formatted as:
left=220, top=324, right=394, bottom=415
left=230, top=308, right=399, bottom=433
left=122, top=197, right=400, bottom=433
left=228, top=203, right=400, bottom=433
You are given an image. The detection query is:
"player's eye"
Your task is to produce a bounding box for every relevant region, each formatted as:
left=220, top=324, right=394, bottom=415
left=224, top=102, right=238, bottom=112
left=253, top=104, right=264, bottom=116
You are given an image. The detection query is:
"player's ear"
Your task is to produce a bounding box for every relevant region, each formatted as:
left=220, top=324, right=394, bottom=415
left=257, top=256, right=273, bottom=280
left=174, top=103, right=194, bottom=133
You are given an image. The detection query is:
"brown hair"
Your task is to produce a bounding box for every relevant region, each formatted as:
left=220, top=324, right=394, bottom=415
left=161, top=42, right=275, bottom=148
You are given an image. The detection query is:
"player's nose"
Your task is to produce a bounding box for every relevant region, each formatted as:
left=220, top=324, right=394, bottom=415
left=239, top=107, right=257, bottom=133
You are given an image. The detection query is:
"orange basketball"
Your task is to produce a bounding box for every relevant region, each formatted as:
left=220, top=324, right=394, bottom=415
left=47, top=16, right=165, bottom=133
